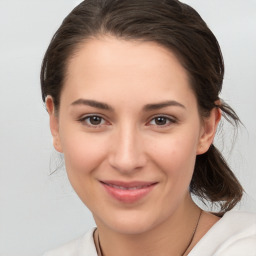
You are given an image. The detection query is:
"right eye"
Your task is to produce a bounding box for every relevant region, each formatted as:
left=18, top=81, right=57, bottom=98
left=79, top=115, right=108, bottom=128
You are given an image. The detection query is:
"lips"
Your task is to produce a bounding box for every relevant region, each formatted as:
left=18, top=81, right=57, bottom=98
left=100, top=180, right=157, bottom=203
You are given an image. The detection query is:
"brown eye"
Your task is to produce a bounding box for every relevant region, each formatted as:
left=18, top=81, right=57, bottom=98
left=155, top=117, right=168, bottom=125
left=148, top=116, right=176, bottom=127
left=89, top=116, right=103, bottom=125
left=79, top=115, right=107, bottom=127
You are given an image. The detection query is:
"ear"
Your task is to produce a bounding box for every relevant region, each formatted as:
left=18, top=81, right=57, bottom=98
left=197, top=107, right=221, bottom=155
left=45, top=96, right=63, bottom=153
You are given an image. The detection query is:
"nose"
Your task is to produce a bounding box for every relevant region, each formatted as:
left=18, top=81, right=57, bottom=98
left=108, top=125, right=147, bottom=174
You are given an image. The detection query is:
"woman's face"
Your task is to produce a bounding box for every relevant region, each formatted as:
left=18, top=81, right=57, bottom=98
left=47, top=37, right=218, bottom=235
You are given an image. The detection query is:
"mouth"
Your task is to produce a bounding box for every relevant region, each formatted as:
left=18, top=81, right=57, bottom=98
left=100, top=180, right=157, bottom=203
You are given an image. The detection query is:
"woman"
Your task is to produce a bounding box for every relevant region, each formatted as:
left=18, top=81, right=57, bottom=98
left=41, top=0, right=256, bottom=255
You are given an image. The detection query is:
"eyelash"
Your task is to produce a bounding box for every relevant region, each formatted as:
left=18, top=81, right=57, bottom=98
left=78, top=114, right=177, bottom=129
left=78, top=115, right=109, bottom=128
left=146, top=115, right=177, bottom=127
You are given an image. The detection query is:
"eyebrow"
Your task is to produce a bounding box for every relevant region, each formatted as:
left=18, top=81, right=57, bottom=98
left=71, top=98, right=185, bottom=112
left=143, top=100, right=186, bottom=111
left=71, top=99, right=114, bottom=111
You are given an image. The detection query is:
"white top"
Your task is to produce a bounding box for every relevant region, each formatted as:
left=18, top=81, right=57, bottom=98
left=43, top=211, right=256, bottom=256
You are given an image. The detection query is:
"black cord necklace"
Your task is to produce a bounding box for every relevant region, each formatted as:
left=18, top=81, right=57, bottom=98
left=181, top=209, right=202, bottom=256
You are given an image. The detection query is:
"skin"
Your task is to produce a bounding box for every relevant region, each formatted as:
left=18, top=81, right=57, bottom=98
left=46, top=37, right=221, bottom=255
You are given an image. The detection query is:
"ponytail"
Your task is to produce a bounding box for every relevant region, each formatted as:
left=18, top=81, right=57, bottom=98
left=190, top=103, right=244, bottom=212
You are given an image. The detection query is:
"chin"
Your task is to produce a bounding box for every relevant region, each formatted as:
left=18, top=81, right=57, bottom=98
left=110, top=221, right=155, bottom=236
left=94, top=208, right=165, bottom=236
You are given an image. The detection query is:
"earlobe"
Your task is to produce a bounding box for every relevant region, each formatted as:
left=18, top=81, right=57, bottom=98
left=197, top=107, right=221, bottom=155
left=45, top=96, right=63, bottom=153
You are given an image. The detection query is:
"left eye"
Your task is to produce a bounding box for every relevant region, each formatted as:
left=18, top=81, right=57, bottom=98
left=148, top=116, right=174, bottom=126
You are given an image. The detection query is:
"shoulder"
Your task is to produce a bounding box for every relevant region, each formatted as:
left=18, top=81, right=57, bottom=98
left=189, top=211, right=256, bottom=256
left=42, top=228, right=98, bottom=256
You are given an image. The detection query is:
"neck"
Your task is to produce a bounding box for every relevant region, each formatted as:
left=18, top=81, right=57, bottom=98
left=94, top=196, right=201, bottom=256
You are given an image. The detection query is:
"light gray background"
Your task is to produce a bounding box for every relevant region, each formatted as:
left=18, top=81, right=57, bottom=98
left=0, top=0, right=255, bottom=255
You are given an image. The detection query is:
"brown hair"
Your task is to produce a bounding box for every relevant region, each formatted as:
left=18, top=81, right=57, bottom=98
left=41, top=0, right=243, bottom=212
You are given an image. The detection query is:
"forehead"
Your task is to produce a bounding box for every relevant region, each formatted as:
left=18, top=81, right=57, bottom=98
left=66, top=36, right=188, bottom=81
left=62, top=36, right=195, bottom=108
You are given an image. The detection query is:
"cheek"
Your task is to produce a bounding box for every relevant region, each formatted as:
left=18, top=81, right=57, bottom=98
left=150, top=131, right=199, bottom=179
left=59, top=130, right=108, bottom=179
left=59, top=131, right=110, bottom=205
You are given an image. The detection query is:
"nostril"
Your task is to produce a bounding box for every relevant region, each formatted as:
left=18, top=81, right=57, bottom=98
left=108, top=150, right=146, bottom=173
